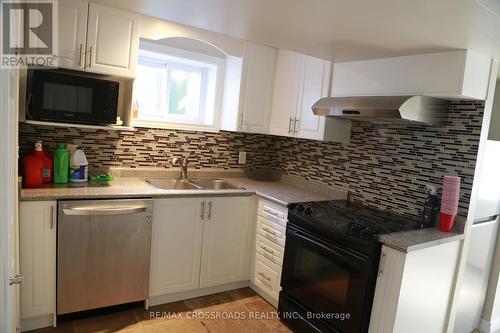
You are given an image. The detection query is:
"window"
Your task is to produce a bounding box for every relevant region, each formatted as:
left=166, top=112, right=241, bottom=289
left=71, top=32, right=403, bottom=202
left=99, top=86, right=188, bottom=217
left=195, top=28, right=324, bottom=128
left=134, top=40, right=224, bottom=131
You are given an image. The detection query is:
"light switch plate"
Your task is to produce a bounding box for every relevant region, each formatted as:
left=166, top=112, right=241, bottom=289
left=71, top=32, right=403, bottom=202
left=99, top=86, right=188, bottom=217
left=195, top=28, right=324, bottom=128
left=238, top=151, right=247, bottom=164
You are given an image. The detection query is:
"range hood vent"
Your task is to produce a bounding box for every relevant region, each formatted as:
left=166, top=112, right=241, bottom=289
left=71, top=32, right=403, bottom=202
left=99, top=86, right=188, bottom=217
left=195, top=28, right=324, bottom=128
left=312, top=95, right=447, bottom=125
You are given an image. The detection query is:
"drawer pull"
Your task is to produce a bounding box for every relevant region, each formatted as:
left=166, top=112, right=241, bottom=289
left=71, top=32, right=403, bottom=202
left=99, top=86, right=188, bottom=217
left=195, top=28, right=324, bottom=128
left=258, top=272, right=271, bottom=281
left=260, top=246, right=274, bottom=254
left=264, top=208, right=279, bottom=217
left=262, top=227, right=277, bottom=236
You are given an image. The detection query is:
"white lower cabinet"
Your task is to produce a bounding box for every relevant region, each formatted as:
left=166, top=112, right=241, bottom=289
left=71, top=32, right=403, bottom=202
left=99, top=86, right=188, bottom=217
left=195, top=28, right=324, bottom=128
left=250, top=198, right=288, bottom=307
left=200, top=196, right=253, bottom=288
left=19, top=201, right=57, bottom=331
left=369, top=241, right=461, bottom=333
left=149, top=198, right=205, bottom=297
left=149, top=195, right=253, bottom=299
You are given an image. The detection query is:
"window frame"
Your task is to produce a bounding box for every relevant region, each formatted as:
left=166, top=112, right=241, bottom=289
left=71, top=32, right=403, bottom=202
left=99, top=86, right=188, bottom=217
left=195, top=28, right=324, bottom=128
left=133, top=40, right=225, bottom=132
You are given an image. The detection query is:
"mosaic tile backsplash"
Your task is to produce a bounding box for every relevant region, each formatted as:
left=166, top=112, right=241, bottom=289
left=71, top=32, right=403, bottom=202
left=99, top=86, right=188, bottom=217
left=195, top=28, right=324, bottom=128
left=269, top=101, right=484, bottom=217
left=19, top=100, right=484, bottom=218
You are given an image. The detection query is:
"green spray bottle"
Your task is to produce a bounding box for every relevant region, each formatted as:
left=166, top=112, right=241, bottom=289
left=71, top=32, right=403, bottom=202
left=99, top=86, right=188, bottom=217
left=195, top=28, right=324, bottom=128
left=53, top=143, right=69, bottom=184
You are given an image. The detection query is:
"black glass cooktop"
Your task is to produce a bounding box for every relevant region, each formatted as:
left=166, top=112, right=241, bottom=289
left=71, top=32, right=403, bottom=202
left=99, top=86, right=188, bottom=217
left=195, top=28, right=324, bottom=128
left=288, top=200, right=421, bottom=242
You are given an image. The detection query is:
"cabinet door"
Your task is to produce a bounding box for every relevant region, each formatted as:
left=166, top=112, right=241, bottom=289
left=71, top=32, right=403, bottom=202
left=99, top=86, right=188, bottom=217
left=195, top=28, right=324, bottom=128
left=269, top=50, right=303, bottom=137
left=200, top=196, right=252, bottom=288
left=239, top=42, right=277, bottom=134
left=295, top=56, right=330, bottom=140
left=19, top=201, right=56, bottom=319
left=368, top=246, right=406, bottom=333
left=58, top=0, right=88, bottom=70
left=86, top=3, right=139, bottom=77
left=149, top=198, right=205, bottom=297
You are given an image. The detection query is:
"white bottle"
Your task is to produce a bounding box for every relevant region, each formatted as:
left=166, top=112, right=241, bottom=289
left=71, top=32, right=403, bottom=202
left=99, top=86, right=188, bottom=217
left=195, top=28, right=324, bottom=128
left=69, top=146, right=88, bottom=183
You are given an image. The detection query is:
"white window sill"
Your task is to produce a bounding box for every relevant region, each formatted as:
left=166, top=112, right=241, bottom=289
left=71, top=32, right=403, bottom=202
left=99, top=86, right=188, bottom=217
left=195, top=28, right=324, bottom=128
left=132, top=119, right=220, bottom=133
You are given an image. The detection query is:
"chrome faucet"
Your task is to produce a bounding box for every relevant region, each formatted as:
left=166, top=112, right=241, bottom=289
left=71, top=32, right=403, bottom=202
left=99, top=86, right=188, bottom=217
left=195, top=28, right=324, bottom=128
left=171, top=155, right=190, bottom=179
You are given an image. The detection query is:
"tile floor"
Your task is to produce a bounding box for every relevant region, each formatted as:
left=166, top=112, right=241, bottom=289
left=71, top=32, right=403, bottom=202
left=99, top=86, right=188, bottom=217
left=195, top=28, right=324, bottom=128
left=28, top=288, right=292, bottom=333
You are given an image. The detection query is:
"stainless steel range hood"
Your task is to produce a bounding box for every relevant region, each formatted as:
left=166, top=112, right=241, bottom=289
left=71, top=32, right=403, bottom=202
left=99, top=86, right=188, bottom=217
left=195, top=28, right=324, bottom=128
left=312, top=95, right=447, bottom=125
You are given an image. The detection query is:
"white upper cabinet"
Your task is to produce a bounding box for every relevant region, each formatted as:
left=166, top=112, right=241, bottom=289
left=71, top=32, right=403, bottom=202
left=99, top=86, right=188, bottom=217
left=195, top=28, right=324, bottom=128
left=86, top=3, right=139, bottom=77
left=269, top=50, right=303, bottom=137
left=57, top=1, right=139, bottom=77
left=269, top=49, right=350, bottom=142
left=295, top=55, right=330, bottom=140
left=58, top=0, right=87, bottom=70
left=200, top=196, right=252, bottom=288
left=239, top=42, right=277, bottom=134
left=332, top=50, right=492, bottom=100
left=221, top=42, right=277, bottom=134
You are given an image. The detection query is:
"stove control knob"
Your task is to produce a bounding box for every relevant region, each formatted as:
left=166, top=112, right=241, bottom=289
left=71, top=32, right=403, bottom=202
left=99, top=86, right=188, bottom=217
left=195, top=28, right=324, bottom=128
left=304, top=207, right=312, bottom=215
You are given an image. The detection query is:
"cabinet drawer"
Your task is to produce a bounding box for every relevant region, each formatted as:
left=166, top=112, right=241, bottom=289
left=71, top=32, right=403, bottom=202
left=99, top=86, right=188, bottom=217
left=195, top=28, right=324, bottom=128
left=258, top=199, right=287, bottom=226
left=256, top=235, right=284, bottom=267
left=257, top=217, right=286, bottom=247
left=254, top=253, right=280, bottom=296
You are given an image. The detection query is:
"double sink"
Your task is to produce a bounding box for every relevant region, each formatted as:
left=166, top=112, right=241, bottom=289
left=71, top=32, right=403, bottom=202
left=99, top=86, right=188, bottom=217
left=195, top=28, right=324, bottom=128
left=145, top=178, right=243, bottom=190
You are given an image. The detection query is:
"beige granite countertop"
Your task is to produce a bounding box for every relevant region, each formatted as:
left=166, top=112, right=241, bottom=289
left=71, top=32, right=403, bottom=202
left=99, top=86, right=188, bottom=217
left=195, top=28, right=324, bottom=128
left=379, top=227, right=464, bottom=253
left=19, top=176, right=345, bottom=206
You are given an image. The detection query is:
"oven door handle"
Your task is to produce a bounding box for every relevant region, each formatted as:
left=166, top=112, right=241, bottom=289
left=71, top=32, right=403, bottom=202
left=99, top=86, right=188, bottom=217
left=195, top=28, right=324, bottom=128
left=287, top=228, right=370, bottom=264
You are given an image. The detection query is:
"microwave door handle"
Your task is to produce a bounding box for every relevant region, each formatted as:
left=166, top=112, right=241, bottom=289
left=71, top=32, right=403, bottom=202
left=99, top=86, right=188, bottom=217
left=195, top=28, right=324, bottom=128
left=288, top=229, right=369, bottom=264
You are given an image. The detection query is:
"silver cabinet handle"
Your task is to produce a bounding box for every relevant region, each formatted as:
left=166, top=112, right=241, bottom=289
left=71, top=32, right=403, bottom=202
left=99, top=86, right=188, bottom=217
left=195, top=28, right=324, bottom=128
left=378, top=253, right=386, bottom=276
left=50, top=205, right=54, bottom=229
left=262, top=227, right=276, bottom=236
left=200, top=201, right=205, bottom=220
left=78, top=44, right=83, bottom=68
left=258, top=272, right=271, bottom=281
left=88, top=45, right=92, bottom=68
left=263, top=208, right=279, bottom=217
left=9, top=274, right=23, bottom=286
left=288, top=117, right=293, bottom=134
left=260, top=246, right=274, bottom=254
left=63, top=206, right=149, bottom=216
left=207, top=201, right=213, bottom=220
left=293, top=117, right=299, bottom=134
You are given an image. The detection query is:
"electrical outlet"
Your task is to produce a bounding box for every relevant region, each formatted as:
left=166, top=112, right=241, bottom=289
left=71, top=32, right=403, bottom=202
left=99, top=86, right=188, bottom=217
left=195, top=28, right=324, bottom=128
left=238, top=151, right=247, bottom=164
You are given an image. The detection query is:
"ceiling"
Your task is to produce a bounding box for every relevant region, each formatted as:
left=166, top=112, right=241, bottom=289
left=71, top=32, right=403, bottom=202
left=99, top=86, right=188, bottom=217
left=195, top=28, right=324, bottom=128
left=96, top=0, right=500, bottom=64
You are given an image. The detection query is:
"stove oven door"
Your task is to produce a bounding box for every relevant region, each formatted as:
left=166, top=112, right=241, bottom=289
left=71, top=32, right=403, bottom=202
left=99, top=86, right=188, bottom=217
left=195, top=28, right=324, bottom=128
left=280, top=224, right=376, bottom=333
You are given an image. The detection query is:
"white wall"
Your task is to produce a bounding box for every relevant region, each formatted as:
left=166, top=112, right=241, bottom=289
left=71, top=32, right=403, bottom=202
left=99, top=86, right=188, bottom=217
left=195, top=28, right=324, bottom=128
left=139, top=13, right=244, bottom=57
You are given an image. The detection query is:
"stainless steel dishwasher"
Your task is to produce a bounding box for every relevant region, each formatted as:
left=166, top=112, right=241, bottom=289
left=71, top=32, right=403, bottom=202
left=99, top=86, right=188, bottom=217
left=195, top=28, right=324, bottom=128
left=57, top=199, right=153, bottom=315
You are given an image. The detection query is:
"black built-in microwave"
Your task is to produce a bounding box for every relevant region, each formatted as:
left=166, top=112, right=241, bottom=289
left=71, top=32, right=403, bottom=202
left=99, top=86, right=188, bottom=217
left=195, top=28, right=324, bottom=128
left=26, top=68, right=119, bottom=125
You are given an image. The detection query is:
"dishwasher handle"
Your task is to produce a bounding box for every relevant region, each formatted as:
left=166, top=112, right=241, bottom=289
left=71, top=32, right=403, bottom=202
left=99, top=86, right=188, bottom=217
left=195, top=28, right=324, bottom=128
left=62, top=205, right=150, bottom=216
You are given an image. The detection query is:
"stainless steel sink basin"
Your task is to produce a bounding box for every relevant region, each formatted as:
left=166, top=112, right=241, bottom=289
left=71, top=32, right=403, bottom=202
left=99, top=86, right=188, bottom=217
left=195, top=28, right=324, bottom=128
left=188, top=179, right=242, bottom=190
left=145, top=179, right=201, bottom=190
left=145, top=178, right=242, bottom=190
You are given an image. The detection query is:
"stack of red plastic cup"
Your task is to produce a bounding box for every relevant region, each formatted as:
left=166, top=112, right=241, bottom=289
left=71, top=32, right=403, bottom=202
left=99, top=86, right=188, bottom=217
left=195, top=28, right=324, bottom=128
left=440, top=175, right=461, bottom=232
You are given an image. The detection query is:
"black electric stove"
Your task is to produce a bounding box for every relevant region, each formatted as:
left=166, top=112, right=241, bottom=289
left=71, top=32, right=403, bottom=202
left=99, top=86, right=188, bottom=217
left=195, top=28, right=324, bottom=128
left=287, top=200, right=421, bottom=255
left=279, top=200, right=421, bottom=333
